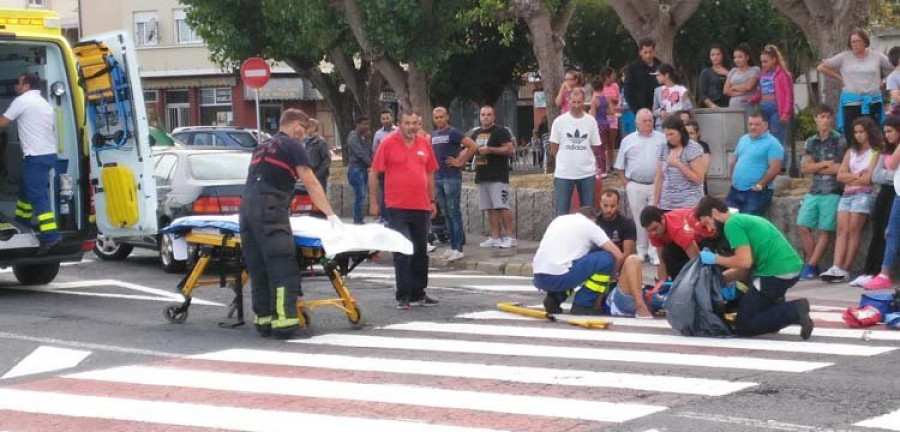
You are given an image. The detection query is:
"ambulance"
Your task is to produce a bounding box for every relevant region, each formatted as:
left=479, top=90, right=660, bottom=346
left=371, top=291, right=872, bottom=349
left=0, top=9, right=156, bottom=284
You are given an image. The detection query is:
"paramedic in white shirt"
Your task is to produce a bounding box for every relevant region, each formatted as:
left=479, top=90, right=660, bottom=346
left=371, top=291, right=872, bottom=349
left=532, top=207, right=623, bottom=314
left=0, top=72, right=60, bottom=253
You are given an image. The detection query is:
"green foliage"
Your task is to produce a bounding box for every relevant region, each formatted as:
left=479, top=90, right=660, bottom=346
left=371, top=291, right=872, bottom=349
left=182, top=0, right=347, bottom=71
left=430, top=21, right=533, bottom=105
left=675, top=0, right=813, bottom=89
left=793, top=106, right=817, bottom=141
left=564, top=0, right=634, bottom=74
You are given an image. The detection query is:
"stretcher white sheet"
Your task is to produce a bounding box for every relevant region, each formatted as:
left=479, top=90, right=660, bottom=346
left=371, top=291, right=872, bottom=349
left=165, top=215, right=413, bottom=257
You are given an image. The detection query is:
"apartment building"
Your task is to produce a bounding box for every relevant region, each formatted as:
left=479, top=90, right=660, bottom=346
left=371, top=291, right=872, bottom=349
left=78, top=0, right=334, bottom=142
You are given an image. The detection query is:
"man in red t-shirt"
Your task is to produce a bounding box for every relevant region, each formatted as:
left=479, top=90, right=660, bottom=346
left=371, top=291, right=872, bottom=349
left=369, top=111, right=440, bottom=310
left=640, top=206, right=717, bottom=281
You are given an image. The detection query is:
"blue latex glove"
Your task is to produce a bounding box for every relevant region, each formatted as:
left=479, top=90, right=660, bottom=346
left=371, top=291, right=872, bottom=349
left=721, top=283, right=737, bottom=301
left=700, top=249, right=717, bottom=265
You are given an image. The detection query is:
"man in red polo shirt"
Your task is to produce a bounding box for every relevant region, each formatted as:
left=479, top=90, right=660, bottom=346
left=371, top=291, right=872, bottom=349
left=370, top=111, right=440, bottom=310
left=640, top=206, right=717, bottom=281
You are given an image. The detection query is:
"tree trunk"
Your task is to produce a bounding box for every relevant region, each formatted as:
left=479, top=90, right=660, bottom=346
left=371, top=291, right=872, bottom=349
left=768, top=0, right=868, bottom=109
left=525, top=13, right=564, bottom=123
left=608, top=0, right=701, bottom=65
left=408, top=63, right=433, bottom=130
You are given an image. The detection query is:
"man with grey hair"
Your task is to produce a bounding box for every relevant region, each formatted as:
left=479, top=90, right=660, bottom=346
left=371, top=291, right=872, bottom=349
left=614, top=108, right=665, bottom=265
left=304, top=118, right=331, bottom=192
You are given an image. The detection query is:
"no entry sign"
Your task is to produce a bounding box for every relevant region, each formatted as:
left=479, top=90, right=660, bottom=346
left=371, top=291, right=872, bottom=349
left=240, top=57, right=271, bottom=89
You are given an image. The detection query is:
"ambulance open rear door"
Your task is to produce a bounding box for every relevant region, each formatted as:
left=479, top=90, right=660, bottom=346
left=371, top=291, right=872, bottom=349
left=75, top=31, right=157, bottom=237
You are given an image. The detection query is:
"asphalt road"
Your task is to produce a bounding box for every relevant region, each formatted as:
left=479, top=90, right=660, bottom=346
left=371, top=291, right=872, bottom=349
left=0, top=249, right=898, bottom=432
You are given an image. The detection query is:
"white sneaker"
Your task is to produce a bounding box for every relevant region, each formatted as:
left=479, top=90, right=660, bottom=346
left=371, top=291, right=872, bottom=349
left=499, top=237, right=517, bottom=248
left=439, top=248, right=453, bottom=259
left=650, top=256, right=660, bottom=266
left=819, top=266, right=842, bottom=278
left=446, top=250, right=465, bottom=261
left=426, top=243, right=437, bottom=253
left=480, top=238, right=501, bottom=248
left=849, top=274, right=874, bottom=287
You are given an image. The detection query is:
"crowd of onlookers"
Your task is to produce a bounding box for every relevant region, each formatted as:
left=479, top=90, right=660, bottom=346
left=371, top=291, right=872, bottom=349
left=548, top=29, right=900, bottom=292
left=336, top=28, right=900, bottom=311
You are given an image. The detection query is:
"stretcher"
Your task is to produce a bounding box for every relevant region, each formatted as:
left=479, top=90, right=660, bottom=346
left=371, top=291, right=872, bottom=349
left=160, top=215, right=413, bottom=334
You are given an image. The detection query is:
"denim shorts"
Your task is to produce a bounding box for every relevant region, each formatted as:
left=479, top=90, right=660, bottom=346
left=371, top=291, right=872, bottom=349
left=603, top=286, right=636, bottom=316
left=838, top=193, right=875, bottom=215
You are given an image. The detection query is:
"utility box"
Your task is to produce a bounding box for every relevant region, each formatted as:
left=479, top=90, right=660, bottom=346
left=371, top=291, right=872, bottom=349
left=693, top=108, right=747, bottom=196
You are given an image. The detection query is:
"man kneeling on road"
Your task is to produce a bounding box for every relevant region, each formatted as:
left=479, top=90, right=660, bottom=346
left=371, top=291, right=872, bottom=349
left=694, top=196, right=814, bottom=339
left=640, top=205, right=717, bottom=282
left=533, top=206, right=651, bottom=318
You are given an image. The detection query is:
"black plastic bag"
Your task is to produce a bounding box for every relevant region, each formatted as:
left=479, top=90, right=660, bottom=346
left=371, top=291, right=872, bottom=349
left=664, top=258, right=733, bottom=337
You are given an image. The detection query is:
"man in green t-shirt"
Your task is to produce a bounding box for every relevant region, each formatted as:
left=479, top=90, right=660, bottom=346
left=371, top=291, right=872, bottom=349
left=694, top=197, right=814, bottom=340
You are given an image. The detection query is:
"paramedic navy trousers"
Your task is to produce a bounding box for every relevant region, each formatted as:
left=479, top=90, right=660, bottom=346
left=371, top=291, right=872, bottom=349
left=386, top=208, right=430, bottom=302
left=239, top=177, right=301, bottom=331
left=736, top=275, right=803, bottom=337
left=16, top=154, right=59, bottom=243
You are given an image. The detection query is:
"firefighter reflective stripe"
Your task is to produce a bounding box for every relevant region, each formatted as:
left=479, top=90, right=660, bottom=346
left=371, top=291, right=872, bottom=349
left=272, top=286, right=299, bottom=329
left=253, top=316, right=272, bottom=326
left=15, top=201, right=33, bottom=219
left=37, top=212, right=57, bottom=232
left=583, top=273, right=610, bottom=294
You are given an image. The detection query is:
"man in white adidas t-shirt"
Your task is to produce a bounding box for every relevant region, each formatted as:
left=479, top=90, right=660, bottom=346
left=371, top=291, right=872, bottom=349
left=0, top=72, right=60, bottom=253
left=550, top=87, right=601, bottom=216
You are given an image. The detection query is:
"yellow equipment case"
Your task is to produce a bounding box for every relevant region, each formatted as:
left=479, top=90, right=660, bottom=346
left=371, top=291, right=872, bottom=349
left=100, top=163, right=138, bottom=228
left=72, top=41, right=114, bottom=102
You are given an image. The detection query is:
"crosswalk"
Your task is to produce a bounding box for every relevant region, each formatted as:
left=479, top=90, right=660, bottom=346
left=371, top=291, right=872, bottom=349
left=1, top=304, right=899, bottom=431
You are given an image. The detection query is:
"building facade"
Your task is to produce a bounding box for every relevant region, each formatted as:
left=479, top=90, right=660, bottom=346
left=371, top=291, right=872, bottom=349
left=78, top=0, right=336, bottom=143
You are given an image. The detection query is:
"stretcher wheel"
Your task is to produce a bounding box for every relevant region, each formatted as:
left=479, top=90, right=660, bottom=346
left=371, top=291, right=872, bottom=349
left=164, top=305, right=189, bottom=324
left=348, top=305, right=365, bottom=330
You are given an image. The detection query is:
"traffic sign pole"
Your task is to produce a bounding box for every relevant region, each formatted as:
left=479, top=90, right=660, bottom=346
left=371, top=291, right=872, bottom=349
left=240, top=57, right=271, bottom=132
left=255, top=88, right=261, bottom=131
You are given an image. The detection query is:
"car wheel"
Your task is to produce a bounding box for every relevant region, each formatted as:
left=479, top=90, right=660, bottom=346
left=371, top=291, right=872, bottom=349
left=13, top=262, right=60, bottom=285
left=159, top=233, right=186, bottom=273
left=93, top=235, right=133, bottom=261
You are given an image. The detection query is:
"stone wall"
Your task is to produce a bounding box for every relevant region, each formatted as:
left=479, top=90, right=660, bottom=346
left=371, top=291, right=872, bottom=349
left=328, top=182, right=875, bottom=271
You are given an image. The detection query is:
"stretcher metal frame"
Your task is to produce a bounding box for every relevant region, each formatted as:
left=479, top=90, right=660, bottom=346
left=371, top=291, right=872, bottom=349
left=163, top=230, right=372, bottom=334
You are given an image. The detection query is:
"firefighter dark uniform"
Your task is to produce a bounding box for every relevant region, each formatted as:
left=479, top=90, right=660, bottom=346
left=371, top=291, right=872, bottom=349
left=240, top=131, right=311, bottom=337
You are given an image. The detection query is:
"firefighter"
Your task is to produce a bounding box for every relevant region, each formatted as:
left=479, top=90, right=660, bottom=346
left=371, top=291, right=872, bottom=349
left=0, top=72, right=60, bottom=254
left=240, top=108, right=341, bottom=339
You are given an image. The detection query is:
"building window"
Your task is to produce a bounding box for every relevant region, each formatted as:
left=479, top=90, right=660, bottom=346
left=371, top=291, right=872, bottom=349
left=27, top=0, right=45, bottom=7
left=174, top=9, right=203, bottom=45
left=200, top=87, right=232, bottom=126
left=133, top=12, right=159, bottom=47
left=143, top=90, right=158, bottom=103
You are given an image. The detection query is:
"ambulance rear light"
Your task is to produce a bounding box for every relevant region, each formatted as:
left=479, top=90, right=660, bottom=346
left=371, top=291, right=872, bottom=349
left=192, top=196, right=241, bottom=214
left=291, top=194, right=313, bottom=213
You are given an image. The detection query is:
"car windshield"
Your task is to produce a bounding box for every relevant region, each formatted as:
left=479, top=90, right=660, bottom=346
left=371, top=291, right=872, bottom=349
left=189, top=153, right=252, bottom=181
left=229, top=132, right=258, bottom=148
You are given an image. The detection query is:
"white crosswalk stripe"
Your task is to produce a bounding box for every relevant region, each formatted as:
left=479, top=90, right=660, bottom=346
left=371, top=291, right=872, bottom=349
left=0, top=300, right=896, bottom=431
left=856, top=406, right=900, bottom=431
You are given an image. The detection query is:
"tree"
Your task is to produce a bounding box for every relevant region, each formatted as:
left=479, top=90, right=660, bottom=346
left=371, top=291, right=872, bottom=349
left=339, top=0, right=474, bottom=127
left=564, top=0, right=635, bottom=75
left=608, top=0, right=701, bottom=64
left=475, top=0, right=576, bottom=123
left=430, top=21, right=533, bottom=107
left=768, top=0, right=869, bottom=108
left=184, top=0, right=380, bottom=148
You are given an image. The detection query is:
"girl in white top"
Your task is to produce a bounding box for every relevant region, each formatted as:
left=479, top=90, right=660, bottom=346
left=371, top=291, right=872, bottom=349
left=652, top=63, right=691, bottom=130
left=821, top=116, right=881, bottom=282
